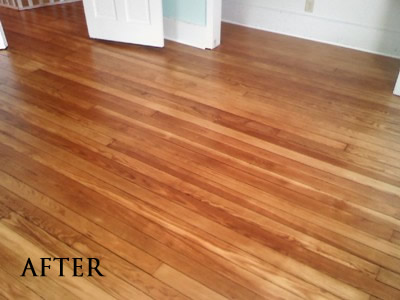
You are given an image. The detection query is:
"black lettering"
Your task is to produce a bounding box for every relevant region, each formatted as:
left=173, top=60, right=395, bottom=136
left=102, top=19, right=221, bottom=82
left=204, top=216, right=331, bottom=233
left=88, top=258, right=104, bottom=276
left=21, top=258, right=37, bottom=277
left=73, top=258, right=83, bottom=277
left=41, top=258, right=51, bottom=276
left=53, top=258, right=69, bottom=277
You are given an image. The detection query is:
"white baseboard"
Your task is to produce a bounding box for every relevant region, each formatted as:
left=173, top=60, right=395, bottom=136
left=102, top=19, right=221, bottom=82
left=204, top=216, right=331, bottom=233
left=222, top=0, right=400, bottom=58
left=164, top=17, right=215, bottom=50
left=394, top=72, right=400, bottom=96
left=0, top=21, right=7, bottom=50
left=164, top=17, right=208, bottom=49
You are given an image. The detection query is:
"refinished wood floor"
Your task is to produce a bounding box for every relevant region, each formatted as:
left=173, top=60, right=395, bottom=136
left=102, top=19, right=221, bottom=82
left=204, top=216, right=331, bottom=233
left=1, top=3, right=400, bottom=299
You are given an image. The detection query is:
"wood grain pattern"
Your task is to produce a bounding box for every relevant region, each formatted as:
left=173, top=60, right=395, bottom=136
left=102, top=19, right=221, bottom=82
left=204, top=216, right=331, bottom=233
left=1, top=2, right=400, bottom=299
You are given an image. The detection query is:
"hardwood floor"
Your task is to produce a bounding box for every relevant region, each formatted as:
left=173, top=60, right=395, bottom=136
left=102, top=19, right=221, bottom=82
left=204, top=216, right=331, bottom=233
left=1, top=2, right=400, bottom=299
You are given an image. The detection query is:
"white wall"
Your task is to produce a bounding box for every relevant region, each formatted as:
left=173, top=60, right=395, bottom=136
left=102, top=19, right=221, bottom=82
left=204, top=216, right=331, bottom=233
left=222, top=0, right=400, bottom=58
left=164, top=0, right=221, bottom=49
left=163, top=0, right=207, bottom=26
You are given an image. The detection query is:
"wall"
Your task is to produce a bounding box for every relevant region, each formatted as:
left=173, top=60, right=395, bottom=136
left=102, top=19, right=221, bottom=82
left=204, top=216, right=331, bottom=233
left=163, top=0, right=220, bottom=50
left=163, top=0, right=207, bottom=26
left=222, top=0, right=400, bottom=58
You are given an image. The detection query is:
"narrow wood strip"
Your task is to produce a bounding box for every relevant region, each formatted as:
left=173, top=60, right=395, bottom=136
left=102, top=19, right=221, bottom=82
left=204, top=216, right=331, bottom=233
left=0, top=116, right=387, bottom=279
left=0, top=90, right=394, bottom=266
left=0, top=85, right=113, bottom=145
left=153, top=264, right=228, bottom=300
left=345, top=145, right=400, bottom=170
left=0, top=128, right=325, bottom=300
left=0, top=188, right=191, bottom=300
left=0, top=171, right=190, bottom=300
left=0, top=203, right=154, bottom=300
left=376, top=269, right=400, bottom=291
left=0, top=186, right=266, bottom=300
left=40, top=64, right=400, bottom=197
left=0, top=205, right=76, bottom=299
left=0, top=98, right=396, bottom=282
left=4, top=69, right=399, bottom=223
left=0, top=73, right=394, bottom=244
left=391, top=231, right=400, bottom=246
left=65, top=48, right=400, bottom=152
left=0, top=267, right=42, bottom=300
left=3, top=125, right=372, bottom=300
left=89, top=45, right=400, bottom=135
left=2, top=79, right=399, bottom=238
left=0, top=77, right=400, bottom=278
left=0, top=222, right=115, bottom=299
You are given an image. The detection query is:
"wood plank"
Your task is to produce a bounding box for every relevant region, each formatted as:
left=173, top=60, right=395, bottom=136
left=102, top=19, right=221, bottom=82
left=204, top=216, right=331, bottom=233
left=40, top=64, right=400, bottom=197
left=0, top=127, right=327, bottom=300
left=63, top=47, right=400, bottom=153
left=0, top=221, right=114, bottom=299
left=0, top=203, right=154, bottom=300
left=0, top=118, right=386, bottom=279
left=0, top=86, right=391, bottom=253
left=0, top=188, right=265, bottom=300
left=0, top=173, right=190, bottom=300
left=3, top=80, right=400, bottom=231
left=0, top=79, right=396, bottom=292
left=377, top=269, right=400, bottom=291
left=392, top=231, right=400, bottom=246
left=0, top=76, right=391, bottom=243
left=0, top=267, right=42, bottom=300
left=153, top=264, right=228, bottom=300
left=0, top=127, right=356, bottom=299
left=0, top=188, right=189, bottom=300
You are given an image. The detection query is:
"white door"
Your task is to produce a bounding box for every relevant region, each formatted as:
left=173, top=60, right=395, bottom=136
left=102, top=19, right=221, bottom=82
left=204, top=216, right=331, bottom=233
left=82, top=0, right=164, bottom=47
left=0, top=21, right=7, bottom=50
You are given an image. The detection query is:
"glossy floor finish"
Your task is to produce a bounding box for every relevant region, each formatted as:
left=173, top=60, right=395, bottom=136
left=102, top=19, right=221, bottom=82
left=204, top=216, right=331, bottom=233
left=1, top=3, right=400, bottom=300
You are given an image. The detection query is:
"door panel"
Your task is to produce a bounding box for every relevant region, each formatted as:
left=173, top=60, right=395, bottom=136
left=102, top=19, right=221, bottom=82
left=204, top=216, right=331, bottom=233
left=82, top=0, right=164, bottom=47
left=94, top=0, right=117, bottom=19
left=125, top=0, right=151, bottom=23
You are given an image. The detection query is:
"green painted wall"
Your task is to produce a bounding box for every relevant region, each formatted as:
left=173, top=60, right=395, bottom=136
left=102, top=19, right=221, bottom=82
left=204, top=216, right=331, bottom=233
left=163, top=0, right=207, bottom=26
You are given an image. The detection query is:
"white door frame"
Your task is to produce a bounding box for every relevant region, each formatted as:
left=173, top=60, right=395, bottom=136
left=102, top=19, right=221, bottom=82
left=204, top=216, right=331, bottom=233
left=0, top=21, right=7, bottom=50
left=394, top=71, right=400, bottom=96
left=164, top=0, right=221, bottom=49
left=206, top=0, right=222, bottom=49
